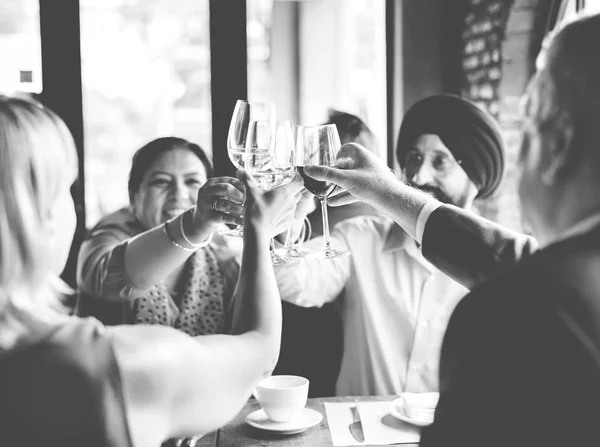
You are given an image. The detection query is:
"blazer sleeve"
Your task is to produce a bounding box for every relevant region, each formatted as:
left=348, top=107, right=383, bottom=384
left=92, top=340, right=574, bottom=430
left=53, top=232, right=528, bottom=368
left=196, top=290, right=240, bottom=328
left=421, top=204, right=538, bottom=290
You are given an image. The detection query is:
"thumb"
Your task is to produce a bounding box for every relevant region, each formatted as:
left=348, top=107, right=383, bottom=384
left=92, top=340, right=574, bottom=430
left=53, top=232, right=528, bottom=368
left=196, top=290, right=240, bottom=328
left=303, top=164, right=346, bottom=185
left=236, top=169, right=258, bottom=189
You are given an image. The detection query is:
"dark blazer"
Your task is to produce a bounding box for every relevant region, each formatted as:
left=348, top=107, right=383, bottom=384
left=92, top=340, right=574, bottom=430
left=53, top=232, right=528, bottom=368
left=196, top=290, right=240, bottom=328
left=420, top=212, right=600, bottom=446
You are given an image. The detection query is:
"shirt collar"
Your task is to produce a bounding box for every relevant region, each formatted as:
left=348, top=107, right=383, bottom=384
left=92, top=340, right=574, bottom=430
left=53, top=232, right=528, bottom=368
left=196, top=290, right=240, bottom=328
left=382, top=221, right=413, bottom=252
left=383, top=221, right=437, bottom=273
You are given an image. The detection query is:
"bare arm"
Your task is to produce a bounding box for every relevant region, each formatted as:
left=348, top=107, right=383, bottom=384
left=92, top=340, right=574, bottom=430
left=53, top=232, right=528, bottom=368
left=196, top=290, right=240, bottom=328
left=77, top=178, right=244, bottom=298
left=124, top=177, right=244, bottom=290
left=109, top=171, right=304, bottom=446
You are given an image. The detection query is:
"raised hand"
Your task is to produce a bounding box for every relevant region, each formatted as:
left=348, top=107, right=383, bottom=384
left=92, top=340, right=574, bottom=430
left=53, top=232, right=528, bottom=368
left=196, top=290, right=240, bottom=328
left=303, top=143, right=398, bottom=210
left=192, top=177, right=245, bottom=231
left=237, top=169, right=304, bottom=239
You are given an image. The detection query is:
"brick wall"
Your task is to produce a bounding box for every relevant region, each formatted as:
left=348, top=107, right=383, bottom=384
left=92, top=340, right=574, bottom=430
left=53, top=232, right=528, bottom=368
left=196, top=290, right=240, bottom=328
left=459, top=0, right=551, bottom=232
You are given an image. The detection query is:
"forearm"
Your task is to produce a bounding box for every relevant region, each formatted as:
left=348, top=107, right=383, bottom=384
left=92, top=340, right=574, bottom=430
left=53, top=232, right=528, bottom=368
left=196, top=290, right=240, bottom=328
left=230, top=224, right=282, bottom=342
left=124, top=211, right=213, bottom=289
left=370, top=179, right=435, bottom=240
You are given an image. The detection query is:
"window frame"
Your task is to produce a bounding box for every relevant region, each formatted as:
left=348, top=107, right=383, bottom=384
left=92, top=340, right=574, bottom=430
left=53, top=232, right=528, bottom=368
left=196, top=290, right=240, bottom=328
left=38, top=0, right=395, bottom=283
left=38, top=0, right=248, bottom=284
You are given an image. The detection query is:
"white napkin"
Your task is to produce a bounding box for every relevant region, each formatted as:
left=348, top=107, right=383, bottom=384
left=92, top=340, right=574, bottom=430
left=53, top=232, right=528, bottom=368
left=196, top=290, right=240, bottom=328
left=324, top=401, right=421, bottom=446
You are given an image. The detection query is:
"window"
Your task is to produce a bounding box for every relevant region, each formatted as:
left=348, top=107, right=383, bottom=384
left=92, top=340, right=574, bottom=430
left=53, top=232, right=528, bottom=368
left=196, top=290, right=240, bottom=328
left=0, top=0, right=42, bottom=94
left=556, top=0, right=600, bottom=26
left=585, top=0, right=600, bottom=13
left=247, top=0, right=275, bottom=104
left=247, top=0, right=387, bottom=156
left=80, top=0, right=211, bottom=226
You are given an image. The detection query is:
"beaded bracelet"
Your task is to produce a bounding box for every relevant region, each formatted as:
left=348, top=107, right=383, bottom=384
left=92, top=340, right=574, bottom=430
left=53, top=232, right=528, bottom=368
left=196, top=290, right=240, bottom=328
left=180, top=208, right=214, bottom=249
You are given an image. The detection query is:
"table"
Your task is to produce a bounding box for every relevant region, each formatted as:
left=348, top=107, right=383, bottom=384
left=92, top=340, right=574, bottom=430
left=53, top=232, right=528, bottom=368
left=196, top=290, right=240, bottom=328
left=196, top=396, right=419, bottom=447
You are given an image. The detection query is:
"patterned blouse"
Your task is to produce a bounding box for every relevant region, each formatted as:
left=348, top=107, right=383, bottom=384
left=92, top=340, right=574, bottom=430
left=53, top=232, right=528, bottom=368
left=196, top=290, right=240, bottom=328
left=75, top=207, right=241, bottom=336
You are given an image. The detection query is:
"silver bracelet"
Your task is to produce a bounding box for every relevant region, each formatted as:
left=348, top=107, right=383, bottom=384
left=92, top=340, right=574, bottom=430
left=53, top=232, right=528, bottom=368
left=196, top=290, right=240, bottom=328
left=163, top=221, right=195, bottom=252
left=180, top=208, right=214, bottom=249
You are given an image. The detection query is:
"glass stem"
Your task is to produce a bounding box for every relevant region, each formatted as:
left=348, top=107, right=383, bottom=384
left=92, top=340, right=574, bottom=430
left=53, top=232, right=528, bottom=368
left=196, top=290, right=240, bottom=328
left=320, top=197, right=332, bottom=254
left=270, top=238, right=277, bottom=253
left=283, top=221, right=294, bottom=249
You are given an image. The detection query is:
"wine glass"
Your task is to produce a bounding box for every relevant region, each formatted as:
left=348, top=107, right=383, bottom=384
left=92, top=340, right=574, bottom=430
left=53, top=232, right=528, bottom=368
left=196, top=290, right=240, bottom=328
left=223, top=99, right=275, bottom=237
left=245, top=120, right=296, bottom=264
left=279, top=216, right=312, bottom=259
left=275, top=125, right=316, bottom=260
left=296, top=124, right=350, bottom=259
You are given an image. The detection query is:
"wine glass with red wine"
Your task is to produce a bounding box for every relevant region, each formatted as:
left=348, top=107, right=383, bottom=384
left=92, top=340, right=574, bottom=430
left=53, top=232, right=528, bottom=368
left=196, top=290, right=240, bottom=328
left=296, top=124, right=350, bottom=259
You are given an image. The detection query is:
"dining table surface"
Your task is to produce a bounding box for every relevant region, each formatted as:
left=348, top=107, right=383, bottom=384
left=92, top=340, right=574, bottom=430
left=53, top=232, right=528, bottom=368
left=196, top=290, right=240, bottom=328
left=195, top=395, right=420, bottom=447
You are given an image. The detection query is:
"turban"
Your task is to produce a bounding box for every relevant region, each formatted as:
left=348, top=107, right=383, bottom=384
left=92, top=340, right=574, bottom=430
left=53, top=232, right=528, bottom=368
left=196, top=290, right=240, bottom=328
left=396, top=94, right=505, bottom=199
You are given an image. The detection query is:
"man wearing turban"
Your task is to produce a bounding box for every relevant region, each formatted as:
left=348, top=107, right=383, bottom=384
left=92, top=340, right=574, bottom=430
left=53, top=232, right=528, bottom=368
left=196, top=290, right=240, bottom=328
left=275, top=94, right=505, bottom=396
left=397, top=94, right=504, bottom=207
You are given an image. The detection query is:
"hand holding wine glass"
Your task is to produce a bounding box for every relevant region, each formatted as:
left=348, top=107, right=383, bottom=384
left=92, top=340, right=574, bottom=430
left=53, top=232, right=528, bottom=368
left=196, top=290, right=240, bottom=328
left=300, top=142, right=399, bottom=210
left=245, top=120, right=297, bottom=264
left=237, top=169, right=304, bottom=242
left=296, top=124, right=350, bottom=259
left=223, top=99, right=275, bottom=237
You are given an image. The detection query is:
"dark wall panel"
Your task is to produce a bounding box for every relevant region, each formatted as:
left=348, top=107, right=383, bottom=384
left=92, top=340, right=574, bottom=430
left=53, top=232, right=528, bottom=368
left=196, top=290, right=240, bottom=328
left=209, top=0, right=248, bottom=177
left=39, top=0, right=85, bottom=288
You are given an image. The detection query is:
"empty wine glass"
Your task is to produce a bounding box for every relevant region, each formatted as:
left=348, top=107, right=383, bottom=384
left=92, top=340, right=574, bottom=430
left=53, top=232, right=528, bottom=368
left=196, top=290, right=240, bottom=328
left=223, top=99, right=275, bottom=237
left=245, top=120, right=296, bottom=264
left=279, top=216, right=313, bottom=259
left=296, top=124, right=350, bottom=259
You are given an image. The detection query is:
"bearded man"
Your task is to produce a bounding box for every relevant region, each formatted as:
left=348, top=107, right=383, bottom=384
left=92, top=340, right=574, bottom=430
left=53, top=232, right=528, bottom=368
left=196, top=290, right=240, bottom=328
left=276, top=94, right=505, bottom=396
left=303, top=13, right=600, bottom=445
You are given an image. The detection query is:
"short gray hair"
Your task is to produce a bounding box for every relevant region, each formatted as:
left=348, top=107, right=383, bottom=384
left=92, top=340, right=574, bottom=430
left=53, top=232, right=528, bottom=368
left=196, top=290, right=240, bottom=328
left=531, top=12, right=600, bottom=151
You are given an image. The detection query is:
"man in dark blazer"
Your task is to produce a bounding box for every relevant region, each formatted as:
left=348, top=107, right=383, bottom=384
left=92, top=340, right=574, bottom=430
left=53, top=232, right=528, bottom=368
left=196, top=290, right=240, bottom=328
left=303, top=12, right=600, bottom=445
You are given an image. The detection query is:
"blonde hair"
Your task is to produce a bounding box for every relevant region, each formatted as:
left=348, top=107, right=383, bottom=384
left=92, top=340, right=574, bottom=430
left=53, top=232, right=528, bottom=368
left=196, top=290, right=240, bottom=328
left=0, top=94, right=77, bottom=313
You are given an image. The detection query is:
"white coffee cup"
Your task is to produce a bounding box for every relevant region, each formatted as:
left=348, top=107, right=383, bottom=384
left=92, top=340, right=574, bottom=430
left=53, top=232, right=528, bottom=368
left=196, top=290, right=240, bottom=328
left=254, top=375, right=309, bottom=422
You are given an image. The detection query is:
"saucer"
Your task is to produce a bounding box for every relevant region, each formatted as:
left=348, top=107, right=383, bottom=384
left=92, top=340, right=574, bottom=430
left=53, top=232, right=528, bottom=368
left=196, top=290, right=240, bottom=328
left=389, top=396, right=434, bottom=427
left=245, top=408, right=323, bottom=435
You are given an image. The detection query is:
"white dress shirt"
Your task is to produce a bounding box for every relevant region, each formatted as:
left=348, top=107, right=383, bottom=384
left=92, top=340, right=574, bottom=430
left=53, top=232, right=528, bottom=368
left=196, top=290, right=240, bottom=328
left=275, top=215, right=468, bottom=396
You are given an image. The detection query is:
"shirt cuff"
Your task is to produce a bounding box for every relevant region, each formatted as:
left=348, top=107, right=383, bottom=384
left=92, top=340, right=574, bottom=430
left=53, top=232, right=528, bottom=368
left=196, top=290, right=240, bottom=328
left=415, top=200, right=442, bottom=245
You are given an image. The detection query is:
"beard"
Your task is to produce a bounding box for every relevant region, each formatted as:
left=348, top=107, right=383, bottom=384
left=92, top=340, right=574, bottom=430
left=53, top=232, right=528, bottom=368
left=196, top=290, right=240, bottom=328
left=409, top=183, right=454, bottom=205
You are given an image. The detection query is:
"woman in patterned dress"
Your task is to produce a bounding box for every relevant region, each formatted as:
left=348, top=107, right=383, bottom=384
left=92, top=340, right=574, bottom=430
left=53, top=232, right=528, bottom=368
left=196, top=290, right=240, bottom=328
left=76, top=137, right=243, bottom=336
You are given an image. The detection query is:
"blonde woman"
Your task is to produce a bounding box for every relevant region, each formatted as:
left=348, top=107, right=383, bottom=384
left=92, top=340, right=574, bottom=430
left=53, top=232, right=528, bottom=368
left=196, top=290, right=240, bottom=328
left=0, top=94, right=303, bottom=446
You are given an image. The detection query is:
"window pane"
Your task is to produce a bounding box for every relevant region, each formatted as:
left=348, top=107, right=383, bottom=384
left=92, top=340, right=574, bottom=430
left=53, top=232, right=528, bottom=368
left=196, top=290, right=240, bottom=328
left=81, top=0, right=211, bottom=227
left=559, top=0, right=578, bottom=24
left=301, top=0, right=387, bottom=155
left=247, top=0, right=274, bottom=104
left=248, top=0, right=387, bottom=156
left=583, top=0, right=600, bottom=14
left=0, top=0, right=42, bottom=93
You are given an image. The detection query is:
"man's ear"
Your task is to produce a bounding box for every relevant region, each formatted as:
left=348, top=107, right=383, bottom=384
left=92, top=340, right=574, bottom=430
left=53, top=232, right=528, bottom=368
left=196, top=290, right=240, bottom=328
left=541, top=111, right=577, bottom=186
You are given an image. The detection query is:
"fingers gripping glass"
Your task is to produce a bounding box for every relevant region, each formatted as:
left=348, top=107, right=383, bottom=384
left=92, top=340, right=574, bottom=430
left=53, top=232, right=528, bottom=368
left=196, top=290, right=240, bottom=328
left=245, top=120, right=296, bottom=265
left=296, top=124, right=350, bottom=259
left=222, top=99, right=275, bottom=237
